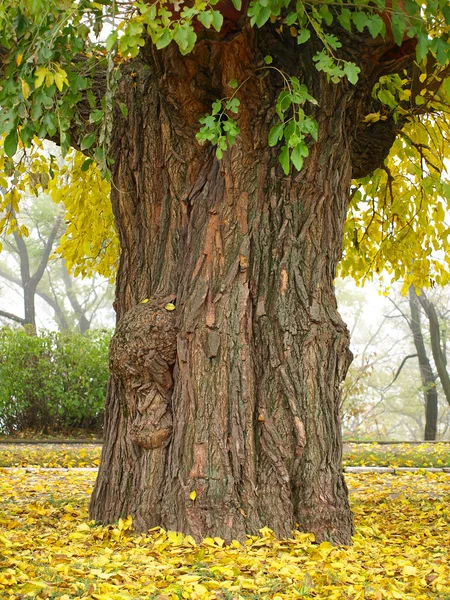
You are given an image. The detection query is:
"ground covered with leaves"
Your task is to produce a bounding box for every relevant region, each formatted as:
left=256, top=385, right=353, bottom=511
left=0, top=459, right=449, bottom=600
left=0, top=444, right=101, bottom=468
left=342, top=442, right=450, bottom=468
left=1, top=442, right=450, bottom=469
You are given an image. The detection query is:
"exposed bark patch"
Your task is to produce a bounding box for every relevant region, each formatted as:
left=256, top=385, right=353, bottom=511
left=110, top=298, right=178, bottom=449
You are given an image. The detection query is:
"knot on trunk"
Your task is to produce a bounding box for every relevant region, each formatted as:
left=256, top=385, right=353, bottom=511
left=110, top=298, right=178, bottom=449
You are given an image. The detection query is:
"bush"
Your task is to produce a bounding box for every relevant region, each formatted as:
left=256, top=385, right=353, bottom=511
left=0, top=327, right=111, bottom=434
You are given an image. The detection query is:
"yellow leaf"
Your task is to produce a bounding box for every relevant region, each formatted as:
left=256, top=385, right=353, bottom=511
left=402, top=565, right=417, bottom=576
left=16, top=53, right=23, bottom=66
left=21, top=79, right=31, bottom=99
left=419, top=73, right=427, bottom=83
left=54, top=71, right=65, bottom=92
left=189, top=490, right=197, bottom=501
left=45, top=70, right=54, bottom=87
left=363, top=112, right=381, bottom=123
left=141, top=298, right=149, bottom=303
left=164, top=302, right=176, bottom=311
left=35, top=66, right=48, bottom=88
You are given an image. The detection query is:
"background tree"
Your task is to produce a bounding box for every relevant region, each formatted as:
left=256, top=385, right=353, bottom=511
left=337, top=279, right=450, bottom=441
left=1, top=0, right=449, bottom=545
left=0, top=194, right=114, bottom=332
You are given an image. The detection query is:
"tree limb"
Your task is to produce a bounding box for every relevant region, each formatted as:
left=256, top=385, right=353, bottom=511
left=30, top=211, right=64, bottom=287
left=385, top=353, right=418, bottom=390
left=0, top=309, right=25, bottom=325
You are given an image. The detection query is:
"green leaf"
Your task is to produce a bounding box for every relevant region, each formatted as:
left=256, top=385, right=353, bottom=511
left=174, top=24, right=197, bottom=54
left=268, top=123, right=284, bottom=147
left=81, top=132, right=96, bottom=150
left=416, top=32, right=430, bottom=62
left=231, top=0, right=242, bottom=9
left=290, top=144, right=304, bottom=171
left=390, top=13, right=408, bottom=46
left=279, top=145, right=290, bottom=175
left=264, top=55, right=273, bottom=65
left=156, top=29, right=172, bottom=50
left=90, top=109, right=104, bottom=123
left=229, top=79, right=238, bottom=89
left=343, top=62, right=361, bottom=85
left=297, top=29, right=311, bottom=45
left=106, top=30, right=118, bottom=52
left=352, top=11, right=369, bottom=33
left=225, top=98, right=240, bottom=113
left=119, top=102, right=128, bottom=118
left=4, top=128, right=18, bottom=157
left=255, top=6, right=271, bottom=27
left=366, top=15, right=384, bottom=39
left=81, top=158, right=94, bottom=172
left=338, top=8, right=352, bottom=32
left=319, top=4, right=333, bottom=26
left=212, top=100, right=222, bottom=115
left=198, top=11, right=213, bottom=29
left=211, top=10, right=223, bottom=32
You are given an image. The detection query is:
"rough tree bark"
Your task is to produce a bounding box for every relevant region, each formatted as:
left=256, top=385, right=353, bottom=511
left=408, top=286, right=438, bottom=441
left=89, top=25, right=411, bottom=544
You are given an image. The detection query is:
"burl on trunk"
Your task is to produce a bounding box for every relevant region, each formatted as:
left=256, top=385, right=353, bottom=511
left=89, top=26, right=399, bottom=544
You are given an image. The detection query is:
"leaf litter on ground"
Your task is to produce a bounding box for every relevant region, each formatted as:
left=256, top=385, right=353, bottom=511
left=0, top=458, right=449, bottom=600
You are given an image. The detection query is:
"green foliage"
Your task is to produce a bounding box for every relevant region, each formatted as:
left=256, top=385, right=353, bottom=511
left=196, top=97, right=241, bottom=159
left=0, top=0, right=450, bottom=288
left=0, top=327, right=111, bottom=434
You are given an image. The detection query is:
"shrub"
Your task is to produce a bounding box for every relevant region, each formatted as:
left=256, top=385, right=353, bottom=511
left=0, top=327, right=111, bottom=434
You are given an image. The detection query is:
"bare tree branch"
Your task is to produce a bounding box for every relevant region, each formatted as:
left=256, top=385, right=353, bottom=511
left=0, top=309, right=25, bottom=325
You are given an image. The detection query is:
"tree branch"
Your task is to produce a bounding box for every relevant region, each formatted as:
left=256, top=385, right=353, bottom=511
left=30, top=212, right=64, bottom=287
left=0, top=309, right=25, bottom=325
left=385, top=354, right=418, bottom=390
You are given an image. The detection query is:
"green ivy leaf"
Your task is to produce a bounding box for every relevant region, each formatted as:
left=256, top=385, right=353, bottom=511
left=279, top=145, right=290, bottom=175
left=4, top=128, right=18, bottom=157
left=198, top=11, right=213, bottom=29
left=366, top=14, right=384, bottom=38
left=106, top=30, right=118, bottom=52
left=119, top=103, right=128, bottom=118
left=89, top=110, right=104, bottom=123
left=344, top=62, right=361, bottom=85
left=268, top=123, right=284, bottom=147
left=290, top=144, right=304, bottom=171
left=156, top=29, right=172, bottom=50
left=211, top=10, right=223, bottom=32
left=338, top=8, right=352, bottom=32
left=390, top=13, right=408, bottom=46
left=352, top=11, right=369, bottom=33
left=225, top=98, right=240, bottom=114
left=297, top=29, right=311, bottom=45
left=81, top=132, right=96, bottom=150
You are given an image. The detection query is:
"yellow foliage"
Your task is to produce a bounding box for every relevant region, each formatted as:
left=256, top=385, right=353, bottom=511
left=0, top=139, right=118, bottom=281
left=341, top=106, right=450, bottom=291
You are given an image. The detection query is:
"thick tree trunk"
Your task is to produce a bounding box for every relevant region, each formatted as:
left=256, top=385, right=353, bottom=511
left=408, top=287, right=438, bottom=441
left=90, top=28, right=388, bottom=544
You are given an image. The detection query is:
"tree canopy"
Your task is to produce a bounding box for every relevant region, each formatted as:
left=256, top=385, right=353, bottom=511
left=0, top=0, right=449, bottom=289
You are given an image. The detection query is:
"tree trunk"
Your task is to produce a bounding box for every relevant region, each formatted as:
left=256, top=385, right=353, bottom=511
left=417, top=289, right=450, bottom=408
left=90, top=29, right=390, bottom=544
left=408, top=286, right=438, bottom=441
